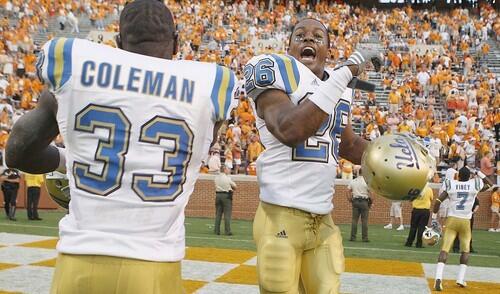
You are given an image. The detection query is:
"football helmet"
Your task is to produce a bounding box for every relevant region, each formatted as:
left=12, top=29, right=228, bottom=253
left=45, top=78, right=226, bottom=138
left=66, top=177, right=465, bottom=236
left=422, top=226, right=441, bottom=246
left=361, top=133, right=435, bottom=201
left=45, top=171, right=70, bottom=209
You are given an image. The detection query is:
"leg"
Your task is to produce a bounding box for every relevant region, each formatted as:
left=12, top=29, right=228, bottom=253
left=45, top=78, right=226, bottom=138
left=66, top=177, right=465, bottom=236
left=2, top=186, right=10, bottom=216
left=360, top=201, right=369, bottom=241
left=301, top=217, right=343, bottom=294
left=27, top=187, right=34, bottom=220
left=214, top=194, right=223, bottom=235
left=406, top=210, right=418, bottom=246
left=51, top=254, right=184, bottom=294
left=8, top=188, right=17, bottom=221
left=350, top=203, right=360, bottom=241
left=33, top=187, right=41, bottom=219
left=416, top=210, right=430, bottom=247
left=253, top=202, right=303, bottom=294
left=223, top=195, right=232, bottom=235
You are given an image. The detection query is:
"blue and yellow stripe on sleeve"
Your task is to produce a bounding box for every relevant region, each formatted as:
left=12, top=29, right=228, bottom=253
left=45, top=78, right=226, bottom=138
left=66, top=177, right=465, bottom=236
left=210, top=65, right=236, bottom=121
left=47, top=38, right=75, bottom=90
left=270, top=54, right=300, bottom=94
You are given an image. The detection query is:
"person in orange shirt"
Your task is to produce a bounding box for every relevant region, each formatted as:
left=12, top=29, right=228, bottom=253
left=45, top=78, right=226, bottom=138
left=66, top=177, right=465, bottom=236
left=247, top=135, right=264, bottom=163
left=341, top=159, right=354, bottom=180
left=489, top=187, right=500, bottom=232
left=416, top=121, right=428, bottom=138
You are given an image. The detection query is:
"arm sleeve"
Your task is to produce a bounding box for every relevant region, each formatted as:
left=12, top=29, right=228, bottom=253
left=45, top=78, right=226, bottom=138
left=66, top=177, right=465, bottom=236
left=209, top=65, right=238, bottom=122
left=243, top=54, right=301, bottom=102
left=36, top=38, right=75, bottom=92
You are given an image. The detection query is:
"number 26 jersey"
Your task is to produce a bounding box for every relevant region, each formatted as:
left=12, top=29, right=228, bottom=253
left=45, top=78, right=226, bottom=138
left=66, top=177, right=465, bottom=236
left=244, top=54, right=352, bottom=215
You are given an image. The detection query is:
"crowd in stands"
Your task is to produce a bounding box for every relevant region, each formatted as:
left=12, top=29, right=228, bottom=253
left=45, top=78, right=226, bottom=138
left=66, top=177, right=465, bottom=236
left=0, top=0, right=498, bottom=182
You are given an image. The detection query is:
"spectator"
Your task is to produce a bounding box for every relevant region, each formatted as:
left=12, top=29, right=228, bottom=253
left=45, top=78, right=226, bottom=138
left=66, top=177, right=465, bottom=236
left=480, top=151, right=495, bottom=183
left=384, top=201, right=404, bottom=231
left=207, top=150, right=221, bottom=174
left=405, top=184, right=433, bottom=248
left=489, top=187, right=500, bottom=232
left=247, top=135, right=264, bottom=163
left=214, top=167, right=236, bottom=236
left=1, top=168, right=21, bottom=221
left=347, top=171, right=372, bottom=242
left=24, top=172, right=44, bottom=220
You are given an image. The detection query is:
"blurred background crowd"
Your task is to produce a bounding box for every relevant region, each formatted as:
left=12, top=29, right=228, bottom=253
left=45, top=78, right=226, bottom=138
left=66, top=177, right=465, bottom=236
left=0, top=0, right=498, bottom=182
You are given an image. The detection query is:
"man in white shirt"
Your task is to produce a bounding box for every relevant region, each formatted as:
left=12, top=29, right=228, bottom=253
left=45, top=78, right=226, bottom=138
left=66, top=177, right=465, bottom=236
left=429, top=133, right=443, bottom=164
left=417, top=65, right=430, bottom=98
left=214, top=167, right=237, bottom=235
left=347, top=172, right=372, bottom=242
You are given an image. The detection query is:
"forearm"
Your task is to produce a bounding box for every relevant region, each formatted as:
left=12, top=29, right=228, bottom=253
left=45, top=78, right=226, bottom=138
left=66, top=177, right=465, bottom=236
left=269, top=101, right=328, bottom=146
left=339, top=135, right=368, bottom=165
left=432, top=201, right=441, bottom=215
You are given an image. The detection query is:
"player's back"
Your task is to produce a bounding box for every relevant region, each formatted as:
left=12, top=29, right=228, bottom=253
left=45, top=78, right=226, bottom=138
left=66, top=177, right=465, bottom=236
left=37, top=38, right=236, bottom=261
left=444, top=178, right=483, bottom=219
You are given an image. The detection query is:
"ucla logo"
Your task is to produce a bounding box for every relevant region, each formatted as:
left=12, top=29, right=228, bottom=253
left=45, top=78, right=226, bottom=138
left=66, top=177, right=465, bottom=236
left=389, top=137, right=420, bottom=170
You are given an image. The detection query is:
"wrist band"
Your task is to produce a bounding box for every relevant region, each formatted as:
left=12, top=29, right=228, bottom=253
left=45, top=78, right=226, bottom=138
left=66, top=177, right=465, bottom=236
left=476, top=171, right=486, bottom=179
left=436, top=199, right=442, bottom=203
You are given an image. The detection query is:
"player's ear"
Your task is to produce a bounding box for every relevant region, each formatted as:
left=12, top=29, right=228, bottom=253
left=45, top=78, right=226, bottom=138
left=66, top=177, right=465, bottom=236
left=115, top=34, right=122, bottom=49
left=172, top=32, right=179, bottom=56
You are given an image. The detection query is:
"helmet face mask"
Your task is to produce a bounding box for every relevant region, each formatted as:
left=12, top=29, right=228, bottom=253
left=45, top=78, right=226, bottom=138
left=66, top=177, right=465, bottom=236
left=45, top=172, right=70, bottom=209
left=361, top=133, right=436, bottom=201
left=422, top=226, right=441, bottom=246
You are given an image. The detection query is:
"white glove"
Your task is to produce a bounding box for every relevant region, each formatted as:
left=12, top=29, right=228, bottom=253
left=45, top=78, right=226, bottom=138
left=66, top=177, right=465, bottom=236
left=336, top=48, right=383, bottom=75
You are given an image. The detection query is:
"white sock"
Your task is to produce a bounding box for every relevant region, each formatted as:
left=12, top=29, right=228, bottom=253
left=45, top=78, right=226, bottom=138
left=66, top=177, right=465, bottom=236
left=457, top=264, right=467, bottom=282
left=436, top=262, right=445, bottom=280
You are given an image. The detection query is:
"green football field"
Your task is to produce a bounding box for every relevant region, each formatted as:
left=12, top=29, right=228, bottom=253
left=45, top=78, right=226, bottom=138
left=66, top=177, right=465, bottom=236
left=1, top=209, right=499, bottom=268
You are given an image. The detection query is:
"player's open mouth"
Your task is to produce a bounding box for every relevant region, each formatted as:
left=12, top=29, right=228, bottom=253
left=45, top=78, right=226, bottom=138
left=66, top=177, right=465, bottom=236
left=300, top=46, right=316, bottom=62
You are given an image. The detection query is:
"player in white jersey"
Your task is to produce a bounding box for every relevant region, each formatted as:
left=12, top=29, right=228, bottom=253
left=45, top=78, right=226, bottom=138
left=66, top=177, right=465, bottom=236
left=431, top=166, right=493, bottom=291
left=5, top=1, right=237, bottom=293
left=244, top=18, right=381, bottom=293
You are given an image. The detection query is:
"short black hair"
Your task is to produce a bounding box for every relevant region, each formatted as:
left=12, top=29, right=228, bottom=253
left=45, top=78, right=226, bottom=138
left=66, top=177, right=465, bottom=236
left=119, top=0, right=176, bottom=45
left=458, top=166, right=471, bottom=181
left=288, top=18, right=330, bottom=49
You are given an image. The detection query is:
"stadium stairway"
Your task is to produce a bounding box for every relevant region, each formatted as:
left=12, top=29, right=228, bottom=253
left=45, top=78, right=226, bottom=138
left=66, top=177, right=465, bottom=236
left=31, top=14, right=116, bottom=46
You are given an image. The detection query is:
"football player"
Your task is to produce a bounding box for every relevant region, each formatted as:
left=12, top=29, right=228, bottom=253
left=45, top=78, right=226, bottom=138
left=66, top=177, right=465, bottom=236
left=432, top=167, right=493, bottom=291
left=244, top=18, right=380, bottom=293
left=5, top=1, right=237, bottom=293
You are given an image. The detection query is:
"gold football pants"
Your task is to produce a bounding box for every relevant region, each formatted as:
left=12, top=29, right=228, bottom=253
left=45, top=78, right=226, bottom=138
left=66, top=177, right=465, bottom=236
left=441, top=216, right=471, bottom=253
left=253, top=201, right=344, bottom=294
left=50, top=253, right=184, bottom=294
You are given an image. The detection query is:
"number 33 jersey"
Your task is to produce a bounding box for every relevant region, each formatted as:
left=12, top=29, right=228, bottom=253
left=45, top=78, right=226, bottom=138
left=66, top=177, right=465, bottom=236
left=244, top=54, right=352, bottom=215
left=441, top=178, right=483, bottom=219
left=37, top=38, right=237, bottom=262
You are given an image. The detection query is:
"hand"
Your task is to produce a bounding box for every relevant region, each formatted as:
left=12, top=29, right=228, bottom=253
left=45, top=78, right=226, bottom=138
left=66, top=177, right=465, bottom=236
left=431, top=219, right=440, bottom=230
left=339, top=48, right=383, bottom=76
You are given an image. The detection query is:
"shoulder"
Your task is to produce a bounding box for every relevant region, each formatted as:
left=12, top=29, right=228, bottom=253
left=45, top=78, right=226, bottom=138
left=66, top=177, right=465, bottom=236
left=244, top=54, right=302, bottom=100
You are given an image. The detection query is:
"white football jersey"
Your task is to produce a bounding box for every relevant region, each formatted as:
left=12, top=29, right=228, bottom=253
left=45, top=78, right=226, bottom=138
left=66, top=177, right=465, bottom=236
left=37, top=38, right=237, bottom=262
left=442, top=178, right=483, bottom=219
left=244, top=54, right=353, bottom=214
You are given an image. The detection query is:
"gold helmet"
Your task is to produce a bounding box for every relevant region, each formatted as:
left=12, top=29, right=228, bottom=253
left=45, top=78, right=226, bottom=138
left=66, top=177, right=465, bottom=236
left=361, top=133, right=435, bottom=201
left=45, top=172, right=70, bottom=209
left=422, top=226, right=441, bottom=246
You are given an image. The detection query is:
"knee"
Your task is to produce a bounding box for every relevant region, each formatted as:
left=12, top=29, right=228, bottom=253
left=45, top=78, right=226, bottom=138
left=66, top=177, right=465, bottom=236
left=257, top=237, right=297, bottom=293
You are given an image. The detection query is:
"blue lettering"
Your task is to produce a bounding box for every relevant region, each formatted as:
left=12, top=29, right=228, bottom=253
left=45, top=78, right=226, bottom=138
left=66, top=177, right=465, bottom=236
left=180, top=79, right=194, bottom=103
left=97, top=62, right=112, bottom=88
left=164, top=76, right=177, bottom=100
left=142, top=71, right=163, bottom=96
left=127, top=67, right=141, bottom=92
left=81, top=61, right=95, bottom=87
left=112, top=65, right=124, bottom=90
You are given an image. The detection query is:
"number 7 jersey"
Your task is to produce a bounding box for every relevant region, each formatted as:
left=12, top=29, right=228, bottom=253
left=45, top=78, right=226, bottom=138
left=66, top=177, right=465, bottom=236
left=244, top=54, right=352, bottom=215
left=442, top=178, right=483, bottom=219
left=37, top=38, right=237, bottom=262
